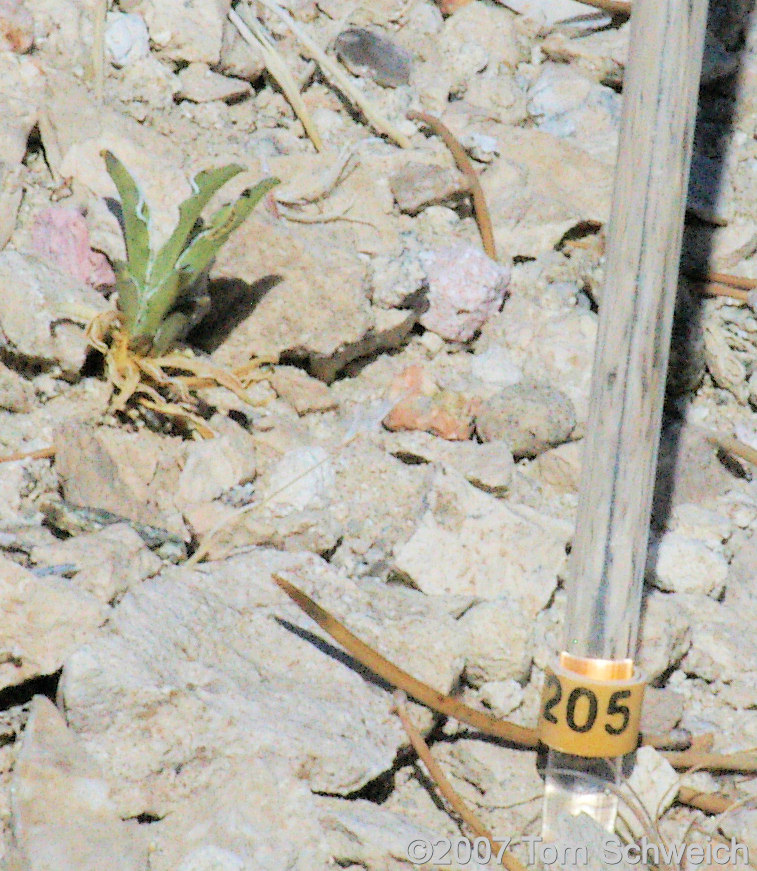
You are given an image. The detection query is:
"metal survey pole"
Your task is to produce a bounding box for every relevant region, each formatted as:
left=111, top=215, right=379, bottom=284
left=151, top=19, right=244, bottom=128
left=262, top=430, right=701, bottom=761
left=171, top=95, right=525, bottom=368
left=538, top=0, right=709, bottom=837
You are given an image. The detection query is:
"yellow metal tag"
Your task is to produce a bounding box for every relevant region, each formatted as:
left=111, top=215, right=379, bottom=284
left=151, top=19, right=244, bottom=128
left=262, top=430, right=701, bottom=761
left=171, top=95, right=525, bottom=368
left=538, top=655, right=645, bottom=758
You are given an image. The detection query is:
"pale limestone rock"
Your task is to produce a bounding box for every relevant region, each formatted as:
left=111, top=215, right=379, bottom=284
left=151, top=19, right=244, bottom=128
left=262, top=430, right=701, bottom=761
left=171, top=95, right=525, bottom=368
left=386, top=430, right=515, bottom=493
left=478, top=679, right=524, bottom=716
left=481, top=127, right=612, bottom=257
left=210, top=216, right=413, bottom=381
left=177, top=63, right=252, bottom=103
left=0, top=363, right=34, bottom=412
left=530, top=590, right=565, bottom=671
left=54, top=423, right=187, bottom=535
left=532, top=441, right=582, bottom=493
left=670, top=503, right=733, bottom=548
left=636, top=590, right=691, bottom=681
left=218, top=17, right=266, bottom=82
left=329, top=436, right=432, bottom=577
left=318, top=798, right=476, bottom=871
left=678, top=593, right=757, bottom=704
left=59, top=549, right=465, bottom=817
left=393, top=466, right=569, bottom=605
left=469, top=345, right=523, bottom=391
left=458, top=129, right=499, bottom=163
left=176, top=416, right=257, bottom=508
left=147, top=758, right=330, bottom=871
left=703, top=303, right=750, bottom=403
left=639, top=687, right=684, bottom=736
left=439, top=1, right=519, bottom=83
left=542, top=24, right=628, bottom=85
left=647, top=532, right=729, bottom=597
left=0, top=465, right=24, bottom=526
left=0, top=251, right=107, bottom=376
left=269, top=366, right=337, bottom=414
left=39, top=75, right=191, bottom=255
left=184, top=498, right=342, bottom=559
left=389, top=163, right=468, bottom=215
left=369, top=248, right=426, bottom=310
left=0, top=53, right=43, bottom=163
left=311, top=307, right=417, bottom=383
left=31, top=524, right=161, bottom=604
left=0, top=0, right=33, bottom=53
left=718, top=808, right=757, bottom=854
left=112, top=55, right=181, bottom=114
left=256, top=446, right=333, bottom=512
left=543, top=20, right=738, bottom=88
left=8, top=696, right=146, bottom=871
left=0, top=556, right=106, bottom=691
left=478, top=295, right=597, bottom=426
left=125, top=0, right=231, bottom=64
left=619, top=747, right=679, bottom=840
left=496, top=0, right=609, bottom=26
left=527, top=62, right=620, bottom=164
left=428, top=739, right=543, bottom=838
left=459, top=599, right=532, bottom=684
left=105, top=11, right=150, bottom=67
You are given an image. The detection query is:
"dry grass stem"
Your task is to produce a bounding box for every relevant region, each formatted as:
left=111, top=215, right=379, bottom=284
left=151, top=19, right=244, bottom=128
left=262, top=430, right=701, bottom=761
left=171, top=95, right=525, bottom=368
left=91, top=0, right=107, bottom=102
left=230, top=8, right=324, bottom=152
left=250, top=0, right=412, bottom=148
left=705, top=432, right=757, bottom=468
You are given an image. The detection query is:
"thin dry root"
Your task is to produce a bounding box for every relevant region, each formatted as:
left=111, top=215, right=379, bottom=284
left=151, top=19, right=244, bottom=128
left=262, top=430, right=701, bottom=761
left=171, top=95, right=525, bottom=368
left=393, top=690, right=527, bottom=871
left=86, top=310, right=268, bottom=436
left=272, top=575, right=757, bottom=774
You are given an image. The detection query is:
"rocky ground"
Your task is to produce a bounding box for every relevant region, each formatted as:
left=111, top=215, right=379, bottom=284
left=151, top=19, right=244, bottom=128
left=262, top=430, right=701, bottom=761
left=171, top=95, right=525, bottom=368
left=1, top=0, right=757, bottom=868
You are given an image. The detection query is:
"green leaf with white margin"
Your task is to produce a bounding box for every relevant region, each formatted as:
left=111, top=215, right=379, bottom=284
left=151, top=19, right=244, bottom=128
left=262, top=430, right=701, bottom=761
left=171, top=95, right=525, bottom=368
left=127, top=269, right=183, bottom=351
left=176, top=177, right=279, bottom=282
left=112, top=261, right=140, bottom=334
left=102, top=151, right=151, bottom=288
left=148, top=163, right=247, bottom=290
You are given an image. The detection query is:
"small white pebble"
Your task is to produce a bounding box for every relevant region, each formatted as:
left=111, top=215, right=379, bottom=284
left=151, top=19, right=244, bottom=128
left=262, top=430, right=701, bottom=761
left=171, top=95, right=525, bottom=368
left=105, top=12, right=150, bottom=68
left=419, top=330, right=444, bottom=356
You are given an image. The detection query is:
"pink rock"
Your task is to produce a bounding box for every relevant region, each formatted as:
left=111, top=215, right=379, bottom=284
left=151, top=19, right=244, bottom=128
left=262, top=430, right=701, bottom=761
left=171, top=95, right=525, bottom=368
left=383, top=364, right=477, bottom=441
left=419, top=244, right=510, bottom=342
left=31, top=208, right=116, bottom=290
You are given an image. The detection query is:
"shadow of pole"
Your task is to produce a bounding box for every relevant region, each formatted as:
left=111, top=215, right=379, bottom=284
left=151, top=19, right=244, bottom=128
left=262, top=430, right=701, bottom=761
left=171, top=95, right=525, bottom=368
left=652, top=0, right=757, bottom=533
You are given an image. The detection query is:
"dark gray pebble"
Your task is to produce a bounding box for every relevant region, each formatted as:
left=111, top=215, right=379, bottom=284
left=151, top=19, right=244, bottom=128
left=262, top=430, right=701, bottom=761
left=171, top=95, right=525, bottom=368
left=334, top=27, right=412, bottom=88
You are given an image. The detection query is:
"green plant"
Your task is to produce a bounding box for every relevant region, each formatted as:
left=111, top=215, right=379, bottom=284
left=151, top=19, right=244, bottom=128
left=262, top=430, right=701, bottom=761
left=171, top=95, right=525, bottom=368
left=87, top=152, right=279, bottom=435
left=103, top=150, right=278, bottom=356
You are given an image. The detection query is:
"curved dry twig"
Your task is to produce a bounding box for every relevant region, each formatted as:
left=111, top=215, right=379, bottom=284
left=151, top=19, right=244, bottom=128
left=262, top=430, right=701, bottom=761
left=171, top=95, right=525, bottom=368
left=406, top=110, right=496, bottom=261
left=273, top=574, right=757, bottom=775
